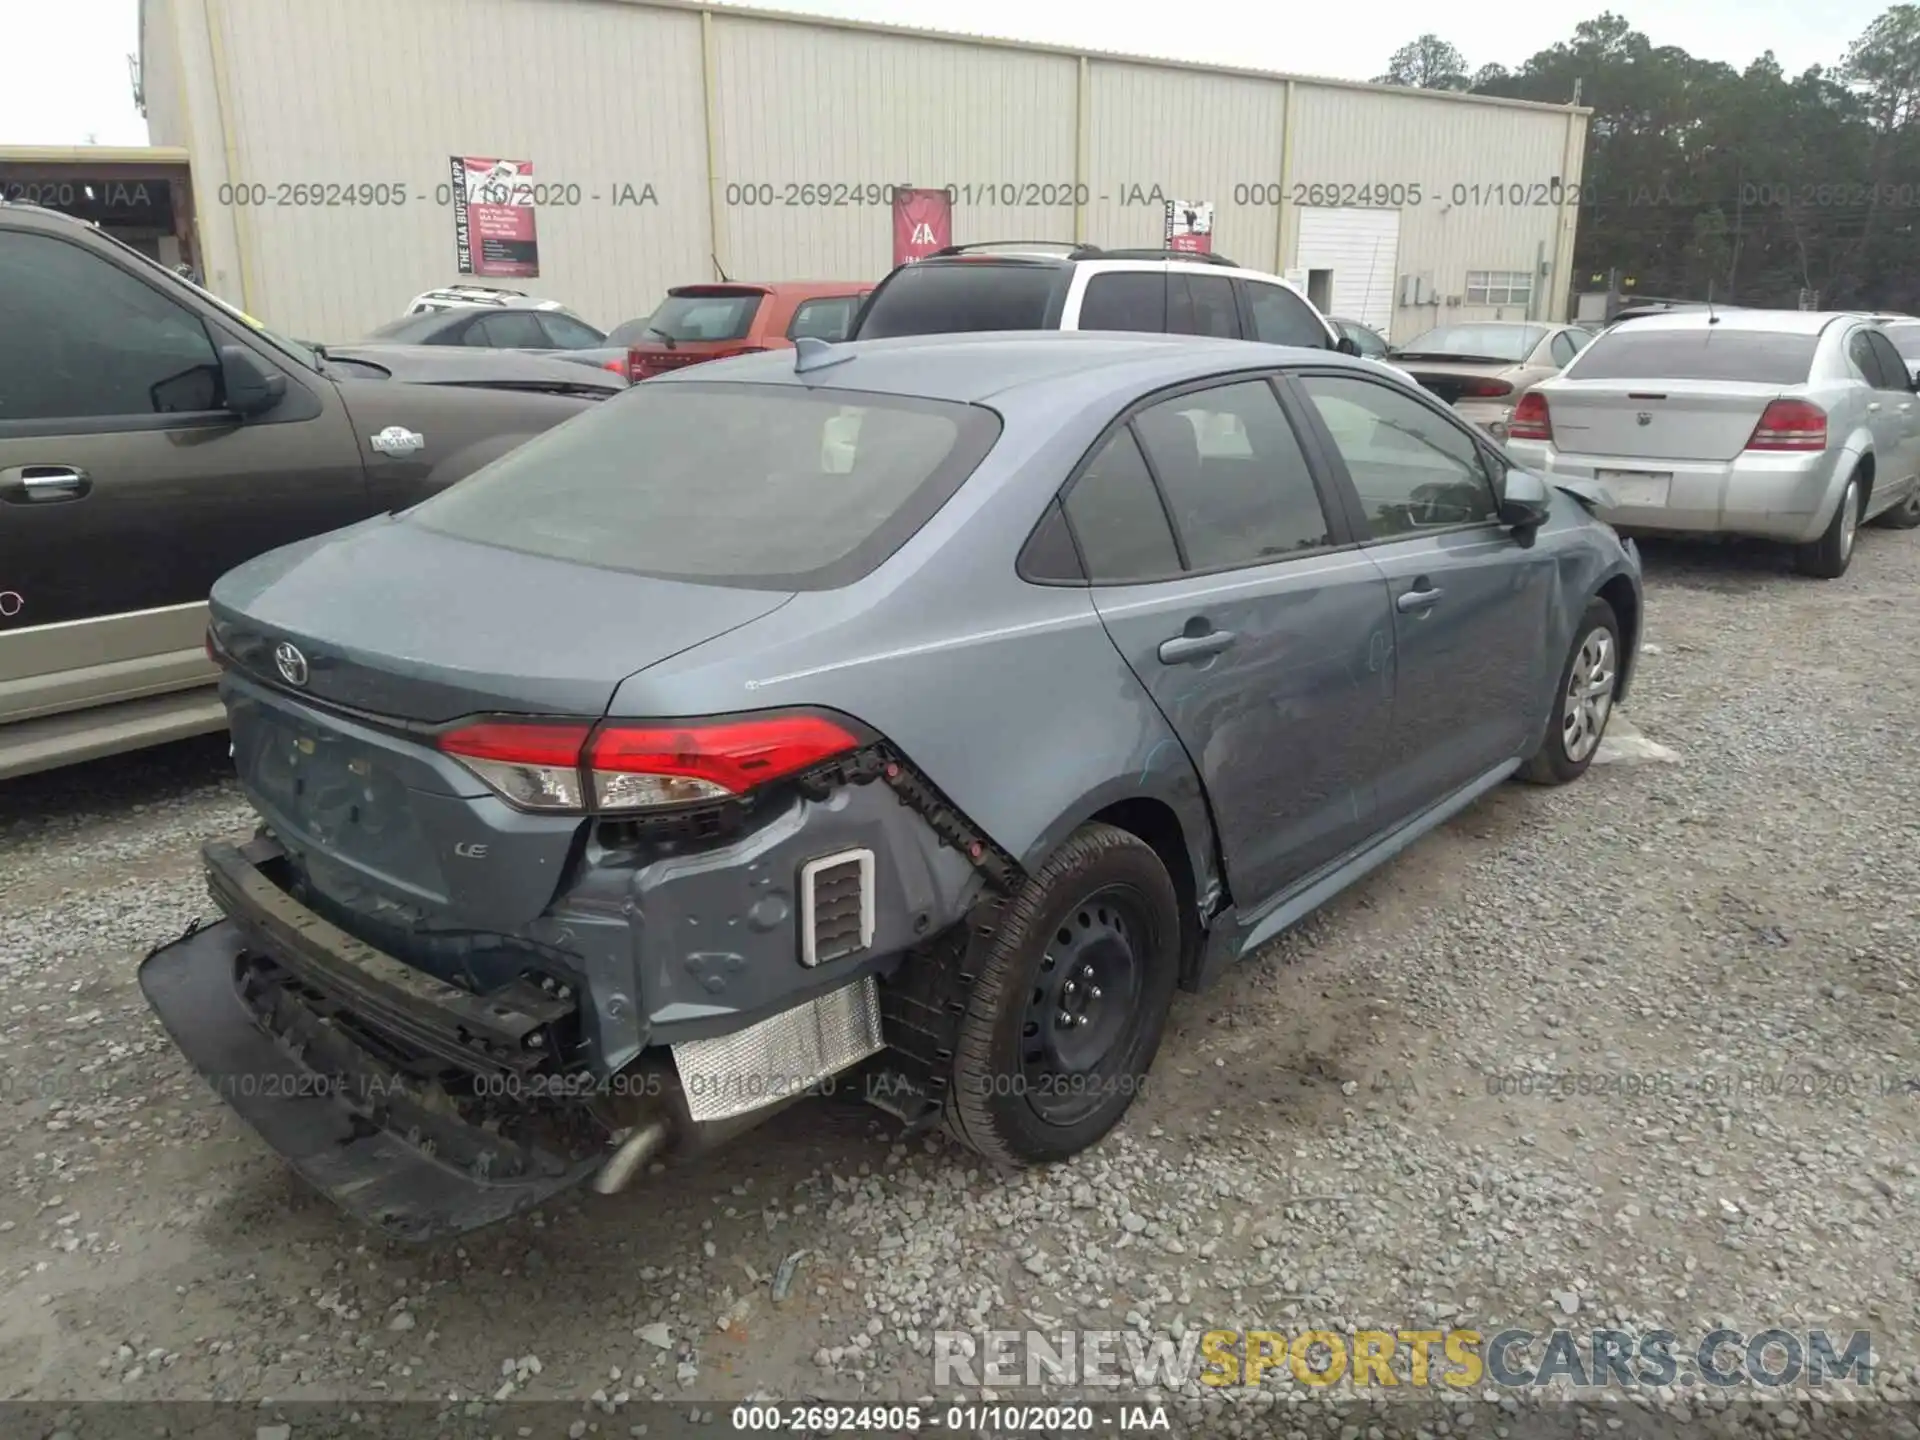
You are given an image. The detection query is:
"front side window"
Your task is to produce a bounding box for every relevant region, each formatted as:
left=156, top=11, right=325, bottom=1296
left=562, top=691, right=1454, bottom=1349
left=407, top=383, right=1000, bottom=590
left=0, top=229, right=221, bottom=421
left=1298, top=373, right=1499, bottom=539
left=1132, top=379, right=1333, bottom=569
left=1243, top=281, right=1328, bottom=348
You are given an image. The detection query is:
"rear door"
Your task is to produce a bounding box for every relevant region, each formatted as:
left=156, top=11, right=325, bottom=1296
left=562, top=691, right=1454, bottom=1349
left=1068, top=375, right=1395, bottom=907
left=0, top=223, right=371, bottom=724
left=1289, top=368, right=1552, bottom=822
left=1845, top=326, right=1919, bottom=497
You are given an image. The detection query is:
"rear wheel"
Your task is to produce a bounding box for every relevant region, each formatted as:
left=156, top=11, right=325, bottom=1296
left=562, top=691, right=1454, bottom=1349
left=1871, top=486, right=1920, bottom=530
left=1519, top=597, right=1620, bottom=786
left=944, top=823, right=1180, bottom=1166
left=1795, top=476, right=1861, bottom=577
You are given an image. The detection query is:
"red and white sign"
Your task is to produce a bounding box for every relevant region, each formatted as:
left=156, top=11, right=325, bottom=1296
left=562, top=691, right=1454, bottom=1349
left=1165, top=200, right=1214, bottom=255
left=892, top=187, right=953, bottom=266
left=450, top=156, right=539, bottom=278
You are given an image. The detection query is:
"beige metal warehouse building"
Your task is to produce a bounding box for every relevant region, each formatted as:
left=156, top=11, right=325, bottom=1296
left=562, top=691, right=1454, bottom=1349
left=130, top=0, right=1589, bottom=343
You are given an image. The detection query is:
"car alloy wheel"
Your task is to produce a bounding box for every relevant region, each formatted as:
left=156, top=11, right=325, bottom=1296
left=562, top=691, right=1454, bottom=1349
left=1840, top=479, right=1860, bottom=561
left=1561, top=625, right=1617, bottom=765
left=1018, top=885, right=1149, bottom=1127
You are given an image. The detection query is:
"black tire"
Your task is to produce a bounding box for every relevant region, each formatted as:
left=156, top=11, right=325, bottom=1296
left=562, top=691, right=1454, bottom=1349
left=1794, top=475, right=1862, bottom=577
left=1871, top=486, right=1920, bottom=530
left=1519, top=596, right=1622, bottom=786
left=944, top=823, right=1180, bottom=1166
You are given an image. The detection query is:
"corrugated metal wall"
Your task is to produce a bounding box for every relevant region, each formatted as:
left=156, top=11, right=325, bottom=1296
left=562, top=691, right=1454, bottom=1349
left=147, top=0, right=1586, bottom=345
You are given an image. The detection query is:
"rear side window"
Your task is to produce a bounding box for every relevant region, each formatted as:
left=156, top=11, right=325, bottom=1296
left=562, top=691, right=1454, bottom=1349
left=1169, top=274, right=1241, bottom=338
left=1567, top=329, right=1820, bottom=385
left=853, top=262, right=1062, bottom=338
left=1243, top=281, right=1329, bottom=348
left=1866, top=329, right=1913, bottom=389
left=1063, top=429, right=1181, bottom=582
left=1078, top=272, right=1167, bottom=332
left=407, top=383, right=1001, bottom=590
left=651, top=291, right=763, bottom=342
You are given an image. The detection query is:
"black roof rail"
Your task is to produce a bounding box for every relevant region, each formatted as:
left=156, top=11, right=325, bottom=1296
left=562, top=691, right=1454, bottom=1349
left=1094, top=247, right=1242, bottom=268
left=924, top=241, right=1095, bottom=260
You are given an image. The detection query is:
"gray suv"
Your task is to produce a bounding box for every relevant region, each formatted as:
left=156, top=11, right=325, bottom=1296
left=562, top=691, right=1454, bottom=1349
left=0, top=204, right=603, bottom=780
left=140, top=331, right=1642, bottom=1240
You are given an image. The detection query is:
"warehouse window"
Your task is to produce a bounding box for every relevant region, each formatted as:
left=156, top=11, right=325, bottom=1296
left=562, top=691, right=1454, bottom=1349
left=1466, top=270, right=1534, bottom=306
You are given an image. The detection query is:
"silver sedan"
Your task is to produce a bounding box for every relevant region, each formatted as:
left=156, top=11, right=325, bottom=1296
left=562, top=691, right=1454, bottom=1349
left=1505, top=309, right=1920, bottom=578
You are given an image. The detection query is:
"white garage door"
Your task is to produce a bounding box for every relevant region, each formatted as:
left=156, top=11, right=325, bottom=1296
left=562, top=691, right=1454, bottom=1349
left=1295, top=208, right=1401, bottom=335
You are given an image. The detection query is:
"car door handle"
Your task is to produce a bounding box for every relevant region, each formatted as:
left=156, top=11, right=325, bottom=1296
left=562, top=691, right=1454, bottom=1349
left=0, top=465, right=91, bottom=503
left=1868, top=402, right=1882, bottom=412
left=1397, top=586, right=1444, bottom=612
left=1158, top=630, right=1237, bottom=664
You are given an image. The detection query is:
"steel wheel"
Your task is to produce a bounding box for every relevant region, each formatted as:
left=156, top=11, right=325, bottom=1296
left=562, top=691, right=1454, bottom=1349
left=1560, top=626, right=1617, bottom=764
left=1018, top=885, right=1149, bottom=1127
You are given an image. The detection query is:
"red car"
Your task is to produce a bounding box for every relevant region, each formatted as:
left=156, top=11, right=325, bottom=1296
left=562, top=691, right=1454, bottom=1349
left=626, top=281, right=872, bottom=380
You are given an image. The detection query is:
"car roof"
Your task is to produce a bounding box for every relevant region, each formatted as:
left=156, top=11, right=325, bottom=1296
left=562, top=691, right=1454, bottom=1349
left=649, top=329, right=1381, bottom=404
left=1592, top=309, right=1851, bottom=335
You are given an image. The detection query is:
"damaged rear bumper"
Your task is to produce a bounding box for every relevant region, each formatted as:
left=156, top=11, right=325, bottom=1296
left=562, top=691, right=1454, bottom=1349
left=138, top=835, right=905, bottom=1241
left=139, top=913, right=604, bottom=1241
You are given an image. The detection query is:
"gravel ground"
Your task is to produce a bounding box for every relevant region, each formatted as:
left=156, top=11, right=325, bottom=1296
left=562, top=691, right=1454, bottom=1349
left=1, top=529, right=1916, bottom=1434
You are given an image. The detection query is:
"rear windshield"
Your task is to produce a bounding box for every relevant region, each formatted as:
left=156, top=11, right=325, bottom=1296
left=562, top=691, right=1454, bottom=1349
left=648, top=291, right=764, bottom=342
left=1396, top=325, right=1544, bottom=362
left=406, top=382, right=1002, bottom=590
left=1883, top=324, right=1920, bottom=360
left=1567, top=328, right=1820, bottom=384
left=368, top=313, right=453, bottom=341
left=853, top=262, right=1062, bottom=339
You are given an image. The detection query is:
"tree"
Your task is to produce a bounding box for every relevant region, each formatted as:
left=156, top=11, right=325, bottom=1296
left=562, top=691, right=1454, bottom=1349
left=1376, top=35, right=1472, bottom=91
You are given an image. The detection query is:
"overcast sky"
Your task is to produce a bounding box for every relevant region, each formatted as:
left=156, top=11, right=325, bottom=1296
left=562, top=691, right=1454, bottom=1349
left=2, top=0, right=1891, bottom=148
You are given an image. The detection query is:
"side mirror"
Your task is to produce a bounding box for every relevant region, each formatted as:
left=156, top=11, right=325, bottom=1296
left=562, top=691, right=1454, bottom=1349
left=1497, top=467, right=1553, bottom=533
left=219, top=344, right=287, bottom=418
left=1335, top=336, right=1361, bottom=356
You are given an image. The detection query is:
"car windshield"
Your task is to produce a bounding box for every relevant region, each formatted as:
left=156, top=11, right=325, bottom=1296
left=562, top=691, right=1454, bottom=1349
left=1567, top=328, right=1821, bottom=384
left=853, top=262, right=1062, bottom=338
left=405, top=382, right=1002, bottom=589
left=1395, top=325, right=1545, bottom=362
left=645, top=291, right=764, bottom=342
left=1882, top=324, right=1920, bottom=361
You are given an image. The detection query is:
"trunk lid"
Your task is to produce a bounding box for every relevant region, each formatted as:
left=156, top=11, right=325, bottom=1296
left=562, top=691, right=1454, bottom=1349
left=210, top=516, right=793, bottom=723
left=209, top=518, right=793, bottom=944
left=1536, top=380, right=1786, bottom=462
left=1399, top=361, right=1521, bottom=404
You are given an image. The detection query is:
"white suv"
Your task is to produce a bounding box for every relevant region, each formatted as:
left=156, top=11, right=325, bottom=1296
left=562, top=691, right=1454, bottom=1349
left=404, top=285, right=572, bottom=316
left=850, top=242, right=1411, bottom=379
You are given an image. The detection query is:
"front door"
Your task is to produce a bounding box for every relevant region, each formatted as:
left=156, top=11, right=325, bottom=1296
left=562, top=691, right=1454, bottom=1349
left=0, top=224, right=370, bottom=722
left=1063, top=375, right=1395, bottom=909
left=1288, top=369, right=1554, bottom=824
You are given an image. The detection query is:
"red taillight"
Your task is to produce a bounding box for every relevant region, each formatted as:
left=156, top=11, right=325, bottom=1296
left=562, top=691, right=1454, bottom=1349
left=602, top=356, right=628, bottom=377
left=625, top=344, right=768, bottom=381
left=1453, top=377, right=1515, bottom=399
left=1745, top=398, right=1827, bottom=451
left=434, top=713, right=863, bottom=814
left=1509, top=391, right=1552, bottom=441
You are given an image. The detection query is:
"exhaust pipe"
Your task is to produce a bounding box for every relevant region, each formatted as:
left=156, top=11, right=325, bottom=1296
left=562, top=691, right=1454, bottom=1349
left=591, top=1112, right=676, bottom=1195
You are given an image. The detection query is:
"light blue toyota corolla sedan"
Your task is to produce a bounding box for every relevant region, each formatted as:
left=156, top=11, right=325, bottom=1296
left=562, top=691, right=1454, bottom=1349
left=141, top=330, right=1642, bottom=1239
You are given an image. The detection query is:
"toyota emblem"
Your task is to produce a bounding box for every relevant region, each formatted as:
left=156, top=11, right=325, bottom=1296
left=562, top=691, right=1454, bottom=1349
left=273, top=641, right=310, bottom=688
left=1636, top=411, right=1653, bottom=426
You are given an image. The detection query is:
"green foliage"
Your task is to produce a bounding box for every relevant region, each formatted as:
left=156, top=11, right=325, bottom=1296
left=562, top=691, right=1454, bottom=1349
left=1392, top=8, right=1920, bottom=308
